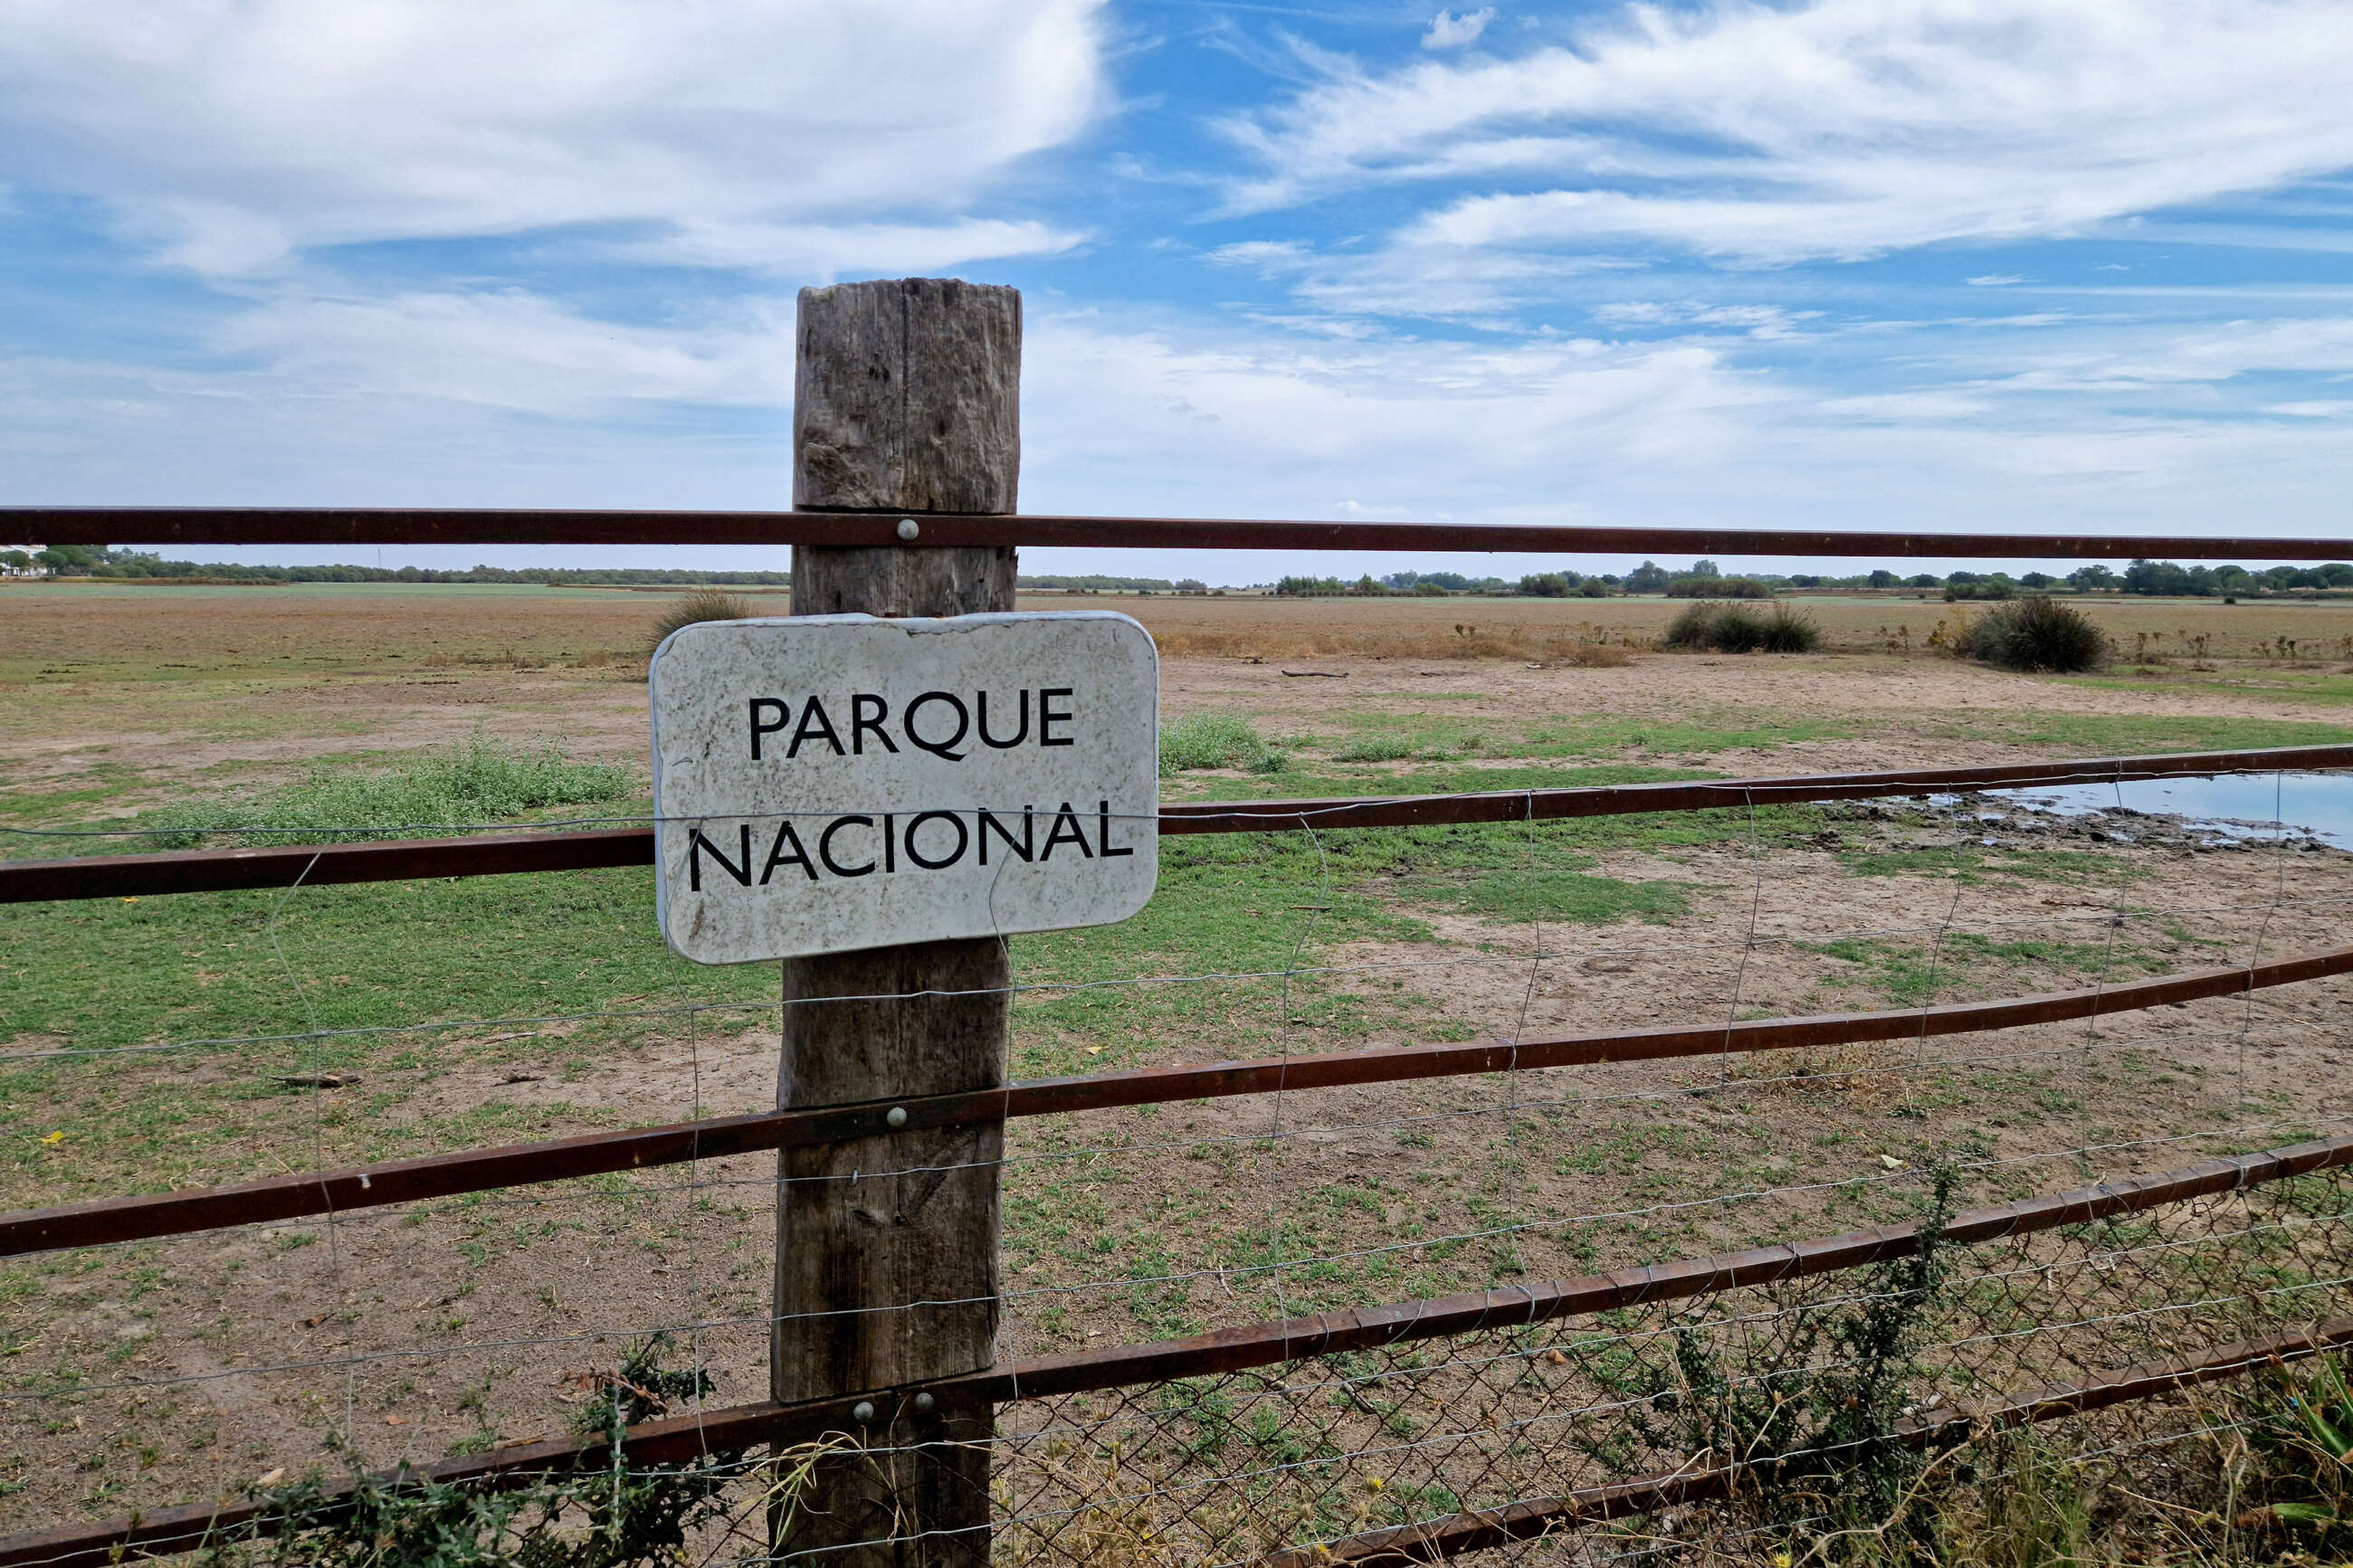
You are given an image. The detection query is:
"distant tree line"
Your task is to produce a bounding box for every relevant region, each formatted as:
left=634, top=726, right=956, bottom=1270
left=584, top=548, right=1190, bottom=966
left=10, top=546, right=2348, bottom=601
left=0, top=548, right=1214, bottom=593
left=0, top=547, right=799, bottom=584
left=1021, top=575, right=1210, bottom=592
left=1273, top=557, right=2353, bottom=600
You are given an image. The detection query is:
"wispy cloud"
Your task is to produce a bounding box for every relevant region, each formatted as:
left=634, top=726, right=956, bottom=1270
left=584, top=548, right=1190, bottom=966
left=1228, top=0, right=2353, bottom=265
left=1422, top=9, right=1496, bottom=51
left=212, top=290, right=794, bottom=415
left=0, top=0, right=1107, bottom=276
left=1589, top=300, right=1820, bottom=339
left=599, top=217, right=1088, bottom=277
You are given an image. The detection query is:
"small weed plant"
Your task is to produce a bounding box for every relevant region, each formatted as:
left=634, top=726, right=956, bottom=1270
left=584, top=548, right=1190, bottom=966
left=1951, top=597, right=2110, bottom=674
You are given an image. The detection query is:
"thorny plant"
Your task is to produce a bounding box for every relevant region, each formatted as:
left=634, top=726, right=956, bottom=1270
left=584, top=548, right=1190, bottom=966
left=205, top=1335, right=765, bottom=1568
left=1574, top=1159, right=1964, bottom=1565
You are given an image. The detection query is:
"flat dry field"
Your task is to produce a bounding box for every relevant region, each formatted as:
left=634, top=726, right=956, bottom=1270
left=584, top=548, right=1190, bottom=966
left=5, top=581, right=2351, bottom=806
left=5, top=580, right=2347, bottom=679
left=5, top=581, right=2353, bottom=1534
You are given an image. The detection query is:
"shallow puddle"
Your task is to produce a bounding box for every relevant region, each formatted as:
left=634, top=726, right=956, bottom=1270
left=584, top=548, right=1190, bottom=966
left=1942, top=769, right=2353, bottom=848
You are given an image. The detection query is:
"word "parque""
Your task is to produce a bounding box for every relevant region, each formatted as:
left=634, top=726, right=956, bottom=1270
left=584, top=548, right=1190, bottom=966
left=687, top=801, right=1135, bottom=889
left=748, top=689, right=1074, bottom=763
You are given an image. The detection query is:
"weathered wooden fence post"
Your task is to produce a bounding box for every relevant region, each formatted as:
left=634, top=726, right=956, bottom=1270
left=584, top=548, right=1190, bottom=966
left=774, top=277, right=1019, bottom=1567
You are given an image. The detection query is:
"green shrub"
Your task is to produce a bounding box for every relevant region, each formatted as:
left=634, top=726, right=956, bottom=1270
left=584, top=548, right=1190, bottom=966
left=1158, top=713, right=1287, bottom=775
left=1951, top=595, right=2109, bottom=672
left=649, top=589, right=757, bottom=652
left=1663, top=601, right=1823, bottom=654
left=1944, top=578, right=2017, bottom=602
left=144, top=736, right=635, bottom=846
left=1665, top=576, right=1772, bottom=599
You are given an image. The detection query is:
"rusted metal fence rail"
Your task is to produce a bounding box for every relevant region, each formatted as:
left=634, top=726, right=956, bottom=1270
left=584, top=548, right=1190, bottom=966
left=6, top=744, right=2349, bottom=904
left=8, top=1132, right=2345, bottom=1568
left=11, top=505, right=2352, bottom=559
left=6, top=944, right=2347, bottom=1259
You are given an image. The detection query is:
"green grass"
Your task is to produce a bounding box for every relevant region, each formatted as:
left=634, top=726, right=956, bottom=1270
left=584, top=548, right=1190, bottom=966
left=1451, top=869, right=1691, bottom=925
left=1300, top=709, right=1853, bottom=763
left=0, top=764, right=141, bottom=824
left=0, top=803, right=1779, bottom=1202
left=138, top=734, right=635, bottom=846
left=1150, top=708, right=1851, bottom=791
left=1331, top=734, right=1443, bottom=763
left=1174, top=762, right=1726, bottom=801
left=2056, top=669, right=2353, bottom=708
left=1927, top=711, right=2352, bottom=754
left=0, top=708, right=1834, bottom=1208
left=1801, top=931, right=2172, bottom=1007
left=1158, top=713, right=1289, bottom=776
left=1840, top=843, right=2144, bottom=886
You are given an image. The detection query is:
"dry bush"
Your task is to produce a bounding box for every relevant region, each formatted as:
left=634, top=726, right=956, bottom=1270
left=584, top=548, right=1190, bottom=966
left=1952, top=596, right=2110, bottom=673
left=1664, top=601, right=1824, bottom=654
left=649, top=590, right=757, bottom=654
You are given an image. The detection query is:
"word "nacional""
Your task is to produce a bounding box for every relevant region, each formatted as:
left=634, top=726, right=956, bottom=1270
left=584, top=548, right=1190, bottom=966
left=687, top=801, right=1135, bottom=889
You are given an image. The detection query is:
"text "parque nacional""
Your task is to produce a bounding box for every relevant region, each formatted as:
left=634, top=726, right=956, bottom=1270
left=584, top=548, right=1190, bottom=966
left=685, top=682, right=1137, bottom=889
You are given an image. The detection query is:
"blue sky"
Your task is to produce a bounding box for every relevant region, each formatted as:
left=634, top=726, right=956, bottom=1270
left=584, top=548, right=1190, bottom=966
left=5, top=0, right=2352, bottom=584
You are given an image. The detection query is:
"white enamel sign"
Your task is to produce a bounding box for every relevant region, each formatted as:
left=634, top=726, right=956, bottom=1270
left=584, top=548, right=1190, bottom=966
left=649, top=612, right=1159, bottom=964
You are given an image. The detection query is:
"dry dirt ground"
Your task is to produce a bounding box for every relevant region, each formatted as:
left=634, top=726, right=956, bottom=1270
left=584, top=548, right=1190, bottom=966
left=5, top=584, right=2353, bottom=1534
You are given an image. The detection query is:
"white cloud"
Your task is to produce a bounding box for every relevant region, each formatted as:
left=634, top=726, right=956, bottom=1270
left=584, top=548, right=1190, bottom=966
left=1985, top=316, right=2353, bottom=393
left=1422, top=8, right=1496, bottom=51
left=1589, top=300, right=1818, bottom=338
left=1817, top=391, right=1992, bottom=421
left=1021, top=310, right=1788, bottom=514
left=1966, top=274, right=2030, bottom=286
left=603, top=217, right=1086, bottom=276
left=1205, top=234, right=1637, bottom=320
left=1205, top=239, right=1317, bottom=271
left=0, top=0, right=1105, bottom=275
left=1000, top=306, right=2353, bottom=581
left=1230, top=0, right=2353, bottom=264
left=213, top=290, right=794, bottom=416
